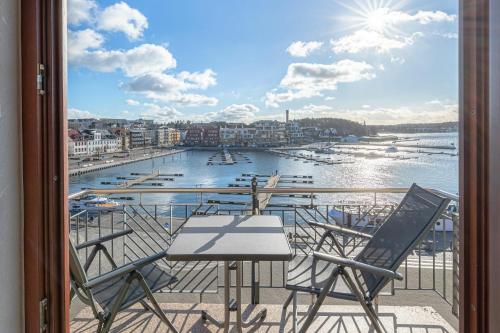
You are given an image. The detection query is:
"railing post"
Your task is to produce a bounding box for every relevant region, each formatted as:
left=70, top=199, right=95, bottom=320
left=251, top=177, right=259, bottom=215
left=452, top=212, right=460, bottom=317
left=250, top=176, right=260, bottom=304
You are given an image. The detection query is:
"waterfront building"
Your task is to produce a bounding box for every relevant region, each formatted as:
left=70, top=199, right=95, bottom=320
left=166, top=128, right=181, bottom=146
left=253, top=120, right=287, bottom=146
left=155, top=127, right=181, bottom=147
left=202, top=127, right=220, bottom=146
left=220, top=125, right=256, bottom=146
left=129, top=128, right=154, bottom=149
left=285, top=121, right=304, bottom=144
left=67, top=129, right=122, bottom=156
left=319, top=128, right=338, bottom=139
left=184, top=127, right=203, bottom=146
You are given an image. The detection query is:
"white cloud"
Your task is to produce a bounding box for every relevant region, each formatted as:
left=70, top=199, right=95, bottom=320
left=265, top=59, right=375, bottom=108
left=364, top=8, right=455, bottom=32
left=139, top=103, right=182, bottom=122
left=331, top=30, right=422, bottom=54
left=286, top=41, right=323, bottom=57
left=96, top=1, right=148, bottom=40
left=410, top=10, right=456, bottom=24
left=212, top=104, right=260, bottom=122
left=433, top=31, right=458, bottom=39
left=125, top=99, right=140, bottom=106
left=330, top=8, right=454, bottom=56
left=68, top=0, right=96, bottom=25
left=69, top=43, right=177, bottom=77
left=68, top=107, right=100, bottom=119
left=166, top=94, right=219, bottom=107
left=325, top=96, right=336, bottom=101
left=282, top=60, right=376, bottom=91
left=68, top=29, right=104, bottom=61
left=265, top=90, right=320, bottom=108
left=123, top=71, right=218, bottom=106
left=176, top=70, right=217, bottom=90
left=67, top=2, right=219, bottom=110
left=291, top=104, right=334, bottom=118
left=308, top=103, right=458, bottom=125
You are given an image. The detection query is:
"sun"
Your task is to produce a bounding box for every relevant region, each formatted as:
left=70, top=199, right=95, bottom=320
left=334, top=0, right=407, bottom=35
left=365, top=8, right=393, bottom=32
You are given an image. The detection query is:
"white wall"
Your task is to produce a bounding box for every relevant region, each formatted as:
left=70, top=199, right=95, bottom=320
left=0, top=0, right=23, bottom=331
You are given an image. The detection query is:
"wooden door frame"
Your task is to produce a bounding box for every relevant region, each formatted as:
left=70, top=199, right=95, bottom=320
left=21, top=0, right=69, bottom=332
left=19, top=0, right=500, bottom=332
left=458, top=0, right=500, bottom=332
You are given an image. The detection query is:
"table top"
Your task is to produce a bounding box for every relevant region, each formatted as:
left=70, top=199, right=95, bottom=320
left=166, top=215, right=292, bottom=261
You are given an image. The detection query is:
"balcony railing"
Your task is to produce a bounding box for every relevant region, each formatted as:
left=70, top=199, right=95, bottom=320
left=69, top=186, right=459, bottom=317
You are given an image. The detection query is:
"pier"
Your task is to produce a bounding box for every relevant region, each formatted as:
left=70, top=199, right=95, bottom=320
left=256, top=174, right=280, bottom=210
left=119, top=170, right=161, bottom=188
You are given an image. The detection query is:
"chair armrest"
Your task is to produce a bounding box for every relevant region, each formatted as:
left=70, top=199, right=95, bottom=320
left=308, top=221, right=373, bottom=239
left=75, top=229, right=134, bottom=250
left=84, top=251, right=167, bottom=289
left=313, top=251, right=403, bottom=281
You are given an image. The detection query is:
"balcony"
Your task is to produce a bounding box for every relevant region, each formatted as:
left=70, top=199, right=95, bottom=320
left=68, top=187, right=459, bottom=332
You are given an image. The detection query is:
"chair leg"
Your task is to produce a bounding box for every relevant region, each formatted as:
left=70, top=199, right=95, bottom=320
left=341, top=272, right=385, bottom=333
left=292, top=291, right=297, bottom=333
left=283, top=291, right=294, bottom=310
left=365, top=302, right=385, bottom=333
left=298, top=274, right=339, bottom=333
left=100, top=276, right=133, bottom=333
left=96, top=320, right=103, bottom=333
left=136, top=276, right=179, bottom=333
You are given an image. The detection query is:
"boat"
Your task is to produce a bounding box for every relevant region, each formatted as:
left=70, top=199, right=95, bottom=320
left=385, top=145, right=398, bottom=153
left=328, top=208, right=380, bottom=228
left=70, top=195, right=121, bottom=213
left=328, top=204, right=457, bottom=232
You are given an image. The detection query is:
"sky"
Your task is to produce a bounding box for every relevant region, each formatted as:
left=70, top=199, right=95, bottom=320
left=67, top=0, right=458, bottom=125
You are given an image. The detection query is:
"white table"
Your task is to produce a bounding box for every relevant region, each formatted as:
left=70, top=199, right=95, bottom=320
left=166, top=215, right=292, bottom=332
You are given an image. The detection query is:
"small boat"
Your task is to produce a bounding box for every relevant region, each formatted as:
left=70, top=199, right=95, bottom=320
left=385, top=145, right=398, bottom=153
left=70, top=195, right=121, bottom=213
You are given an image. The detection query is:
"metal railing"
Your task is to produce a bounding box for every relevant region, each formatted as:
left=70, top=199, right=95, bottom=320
left=69, top=185, right=459, bottom=315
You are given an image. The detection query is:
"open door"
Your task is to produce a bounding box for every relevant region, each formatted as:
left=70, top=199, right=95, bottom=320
left=21, top=0, right=69, bottom=332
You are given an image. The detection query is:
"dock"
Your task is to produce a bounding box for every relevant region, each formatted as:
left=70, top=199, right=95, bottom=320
left=256, top=174, right=280, bottom=209
left=119, top=170, right=161, bottom=188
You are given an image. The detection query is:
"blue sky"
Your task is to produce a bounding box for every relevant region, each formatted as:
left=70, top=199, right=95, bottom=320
left=67, top=0, right=458, bottom=124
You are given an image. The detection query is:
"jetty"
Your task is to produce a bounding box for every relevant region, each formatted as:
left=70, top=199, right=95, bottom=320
left=222, top=149, right=234, bottom=164
left=119, top=170, right=161, bottom=188
left=256, top=174, right=280, bottom=209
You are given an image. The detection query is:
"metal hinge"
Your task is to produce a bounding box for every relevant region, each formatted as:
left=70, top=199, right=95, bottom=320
left=37, top=64, right=46, bottom=95
left=39, top=298, right=48, bottom=332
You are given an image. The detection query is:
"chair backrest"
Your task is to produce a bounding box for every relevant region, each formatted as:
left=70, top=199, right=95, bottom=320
left=354, top=184, right=450, bottom=298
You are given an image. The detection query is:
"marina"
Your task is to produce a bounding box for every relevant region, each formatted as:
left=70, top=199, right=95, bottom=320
left=70, top=133, right=459, bottom=209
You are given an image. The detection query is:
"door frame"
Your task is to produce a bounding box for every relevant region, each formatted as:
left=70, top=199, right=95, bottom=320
left=21, top=0, right=69, bottom=332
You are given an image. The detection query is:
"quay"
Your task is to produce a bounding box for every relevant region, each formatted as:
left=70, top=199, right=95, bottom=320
left=69, top=149, right=187, bottom=176
left=337, top=142, right=457, bottom=150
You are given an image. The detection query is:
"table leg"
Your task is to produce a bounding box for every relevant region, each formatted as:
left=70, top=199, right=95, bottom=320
left=236, top=262, right=267, bottom=330
left=201, top=261, right=230, bottom=332
left=202, top=261, right=267, bottom=332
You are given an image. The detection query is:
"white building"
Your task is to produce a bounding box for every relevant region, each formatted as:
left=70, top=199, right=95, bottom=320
left=68, top=130, right=122, bottom=156
left=253, top=120, right=287, bottom=146
left=285, top=121, right=304, bottom=143
left=220, top=126, right=256, bottom=145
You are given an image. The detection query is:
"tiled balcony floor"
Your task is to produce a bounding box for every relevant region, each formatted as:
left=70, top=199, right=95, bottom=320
left=71, top=303, right=456, bottom=333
